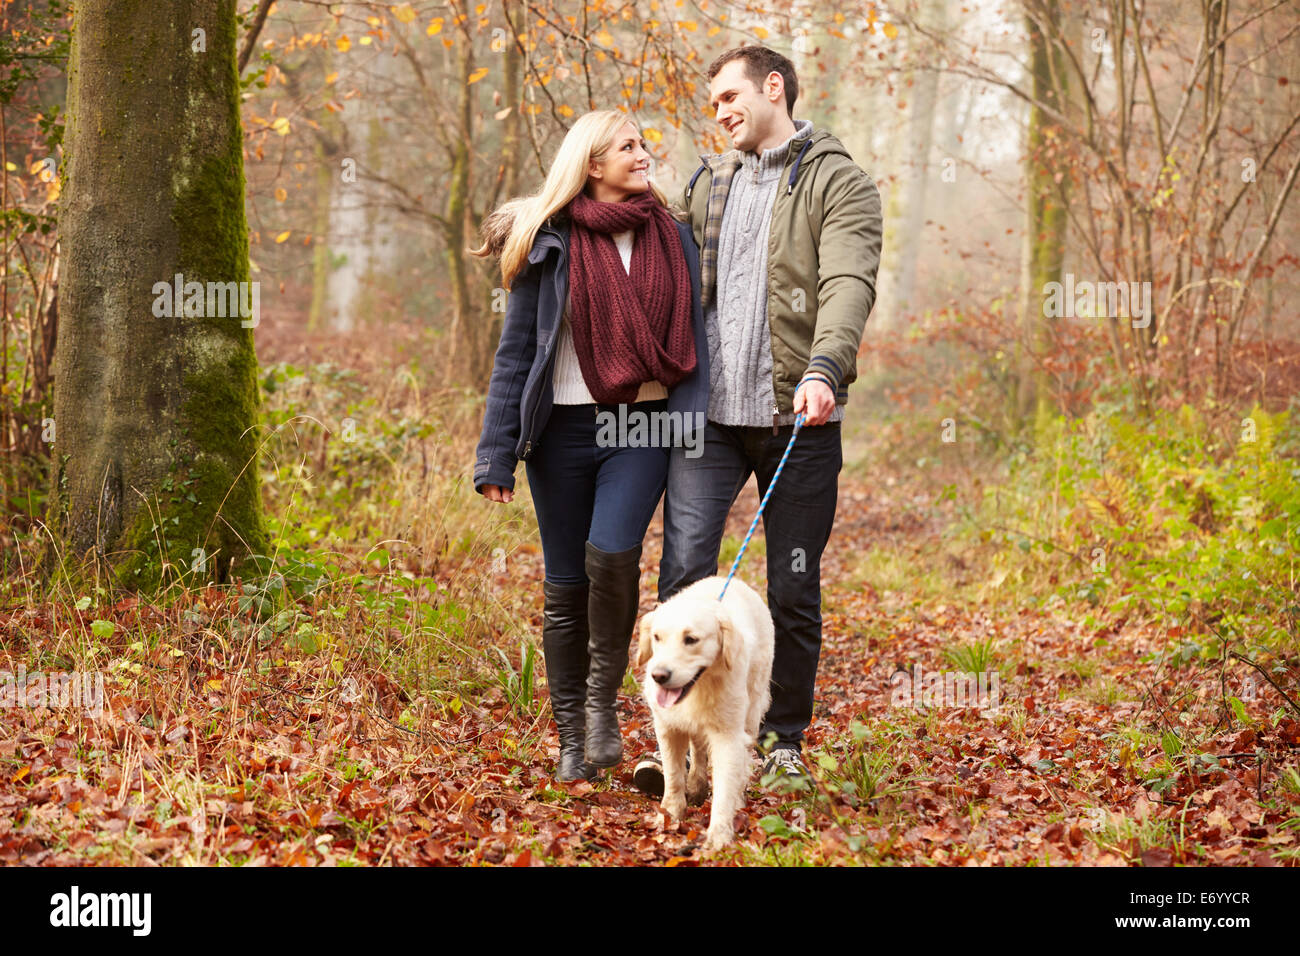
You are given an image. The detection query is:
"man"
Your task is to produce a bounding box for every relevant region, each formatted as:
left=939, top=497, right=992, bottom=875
left=633, top=45, right=882, bottom=795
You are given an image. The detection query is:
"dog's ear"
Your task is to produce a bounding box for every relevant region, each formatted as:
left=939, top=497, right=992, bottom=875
left=715, top=607, right=735, bottom=671
left=636, top=607, right=657, bottom=669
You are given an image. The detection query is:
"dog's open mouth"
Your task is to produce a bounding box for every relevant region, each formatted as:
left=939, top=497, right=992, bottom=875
left=655, top=667, right=705, bottom=709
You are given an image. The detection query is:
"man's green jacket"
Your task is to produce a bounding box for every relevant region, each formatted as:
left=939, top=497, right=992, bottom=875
left=681, top=127, right=883, bottom=417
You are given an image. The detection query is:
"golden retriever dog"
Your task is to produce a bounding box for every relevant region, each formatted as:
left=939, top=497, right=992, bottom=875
left=636, top=575, right=774, bottom=852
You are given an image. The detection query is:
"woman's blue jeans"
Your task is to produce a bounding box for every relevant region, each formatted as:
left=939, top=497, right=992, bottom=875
left=525, top=399, right=670, bottom=585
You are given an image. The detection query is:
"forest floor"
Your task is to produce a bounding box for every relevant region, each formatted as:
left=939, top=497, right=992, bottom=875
left=3, top=462, right=1298, bottom=866
left=3, top=324, right=1298, bottom=866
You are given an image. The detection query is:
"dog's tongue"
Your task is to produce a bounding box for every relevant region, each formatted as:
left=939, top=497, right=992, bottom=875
left=656, top=685, right=683, bottom=708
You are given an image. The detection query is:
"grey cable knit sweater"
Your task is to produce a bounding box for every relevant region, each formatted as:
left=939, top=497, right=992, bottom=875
left=707, top=118, right=844, bottom=428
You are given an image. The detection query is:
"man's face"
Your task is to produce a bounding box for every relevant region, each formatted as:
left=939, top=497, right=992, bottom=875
left=709, top=59, right=783, bottom=152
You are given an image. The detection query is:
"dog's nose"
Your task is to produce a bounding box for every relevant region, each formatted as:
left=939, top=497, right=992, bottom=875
left=652, top=668, right=671, bottom=685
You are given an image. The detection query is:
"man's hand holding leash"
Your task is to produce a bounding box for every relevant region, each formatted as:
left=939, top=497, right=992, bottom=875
left=793, top=373, right=836, bottom=427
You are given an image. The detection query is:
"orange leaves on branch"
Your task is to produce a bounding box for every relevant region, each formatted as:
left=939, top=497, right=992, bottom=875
left=467, top=67, right=489, bottom=85
left=426, top=17, right=443, bottom=36
left=393, top=2, right=417, bottom=24
left=335, top=35, right=350, bottom=52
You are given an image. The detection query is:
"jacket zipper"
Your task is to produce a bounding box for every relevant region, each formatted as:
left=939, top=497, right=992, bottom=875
left=521, top=259, right=567, bottom=460
left=520, top=351, right=551, bottom=460
left=771, top=153, right=788, bottom=437
left=767, top=137, right=812, bottom=436
left=520, top=367, right=544, bottom=461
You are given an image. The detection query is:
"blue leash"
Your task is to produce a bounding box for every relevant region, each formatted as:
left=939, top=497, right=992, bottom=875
left=718, top=411, right=806, bottom=600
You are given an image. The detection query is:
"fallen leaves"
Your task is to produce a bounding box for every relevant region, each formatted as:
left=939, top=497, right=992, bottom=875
left=2, top=471, right=1297, bottom=868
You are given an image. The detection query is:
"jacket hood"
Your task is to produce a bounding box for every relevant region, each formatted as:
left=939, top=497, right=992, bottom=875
left=701, top=126, right=852, bottom=175
left=802, top=127, right=854, bottom=161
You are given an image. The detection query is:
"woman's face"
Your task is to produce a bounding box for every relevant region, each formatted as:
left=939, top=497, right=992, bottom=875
left=587, top=121, right=651, bottom=202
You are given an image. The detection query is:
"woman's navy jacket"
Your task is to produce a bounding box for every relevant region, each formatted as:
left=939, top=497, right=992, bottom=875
left=473, top=218, right=709, bottom=494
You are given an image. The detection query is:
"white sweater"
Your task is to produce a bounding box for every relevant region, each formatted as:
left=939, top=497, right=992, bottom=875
left=552, top=229, right=669, bottom=404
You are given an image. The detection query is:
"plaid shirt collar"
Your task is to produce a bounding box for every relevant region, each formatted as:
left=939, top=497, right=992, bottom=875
left=698, top=150, right=741, bottom=309
left=697, top=123, right=814, bottom=307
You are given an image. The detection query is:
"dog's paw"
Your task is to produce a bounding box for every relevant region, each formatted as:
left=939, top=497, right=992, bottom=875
left=661, top=796, right=687, bottom=821
left=686, top=777, right=710, bottom=806
left=701, top=831, right=733, bottom=854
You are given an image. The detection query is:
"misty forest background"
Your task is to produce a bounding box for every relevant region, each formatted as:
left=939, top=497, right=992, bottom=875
left=0, top=0, right=1299, bottom=866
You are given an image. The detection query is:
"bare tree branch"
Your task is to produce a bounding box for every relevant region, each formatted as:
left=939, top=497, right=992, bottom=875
left=238, top=0, right=276, bottom=75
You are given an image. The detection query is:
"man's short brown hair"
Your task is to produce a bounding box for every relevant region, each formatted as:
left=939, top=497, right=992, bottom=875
left=706, top=45, right=799, bottom=116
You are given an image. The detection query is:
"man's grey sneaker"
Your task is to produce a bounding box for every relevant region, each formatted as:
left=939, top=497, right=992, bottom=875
left=632, top=749, right=692, bottom=799
left=632, top=751, right=665, bottom=798
left=761, top=746, right=809, bottom=783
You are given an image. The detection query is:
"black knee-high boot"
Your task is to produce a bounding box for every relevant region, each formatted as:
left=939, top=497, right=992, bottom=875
left=541, top=580, right=596, bottom=781
left=583, top=541, right=642, bottom=768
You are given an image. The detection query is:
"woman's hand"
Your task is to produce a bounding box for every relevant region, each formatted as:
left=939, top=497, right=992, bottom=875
left=482, top=484, right=514, bottom=503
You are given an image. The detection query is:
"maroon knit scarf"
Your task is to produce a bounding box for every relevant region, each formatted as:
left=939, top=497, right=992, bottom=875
left=565, top=189, right=696, bottom=404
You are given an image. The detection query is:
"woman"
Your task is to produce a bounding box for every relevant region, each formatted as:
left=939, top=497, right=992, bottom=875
left=472, top=111, right=708, bottom=781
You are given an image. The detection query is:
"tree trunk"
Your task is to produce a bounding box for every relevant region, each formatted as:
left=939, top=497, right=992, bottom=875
left=52, top=0, right=267, bottom=588
left=889, top=0, right=943, bottom=330
left=499, top=0, right=524, bottom=207
left=324, top=43, right=400, bottom=332
left=306, top=45, right=339, bottom=334
left=480, top=0, right=527, bottom=362
left=445, top=37, right=478, bottom=381
left=307, top=138, right=334, bottom=334
left=1016, top=0, right=1070, bottom=425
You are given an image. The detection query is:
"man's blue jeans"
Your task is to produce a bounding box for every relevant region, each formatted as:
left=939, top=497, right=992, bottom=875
left=658, top=419, right=842, bottom=751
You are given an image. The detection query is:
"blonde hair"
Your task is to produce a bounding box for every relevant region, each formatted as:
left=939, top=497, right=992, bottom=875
left=472, top=110, right=669, bottom=288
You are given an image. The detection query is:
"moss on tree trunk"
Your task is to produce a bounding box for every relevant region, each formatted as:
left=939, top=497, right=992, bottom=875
left=51, top=0, right=268, bottom=590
